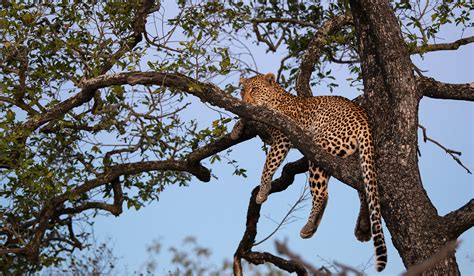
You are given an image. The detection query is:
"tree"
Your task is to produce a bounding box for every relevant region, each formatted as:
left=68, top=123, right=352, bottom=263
left=0, top=0, right=472, bottom=274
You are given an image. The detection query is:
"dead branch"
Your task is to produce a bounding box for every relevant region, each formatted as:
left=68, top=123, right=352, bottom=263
left=411, top=36, right=474, bottom=54
left=418, top=124, right=471, bottom=174
left=254, top=188, right=309, bottom=246
left=403, top=240, right=460, bottom=276
left=296, top=14, right=352, bottom=97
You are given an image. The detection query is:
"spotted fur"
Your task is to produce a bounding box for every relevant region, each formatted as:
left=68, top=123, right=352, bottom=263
left=240, top=73, right=387, bottom=272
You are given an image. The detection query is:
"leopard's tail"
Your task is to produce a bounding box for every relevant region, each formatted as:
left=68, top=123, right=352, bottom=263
left=358, top=130, right=387, bottom=272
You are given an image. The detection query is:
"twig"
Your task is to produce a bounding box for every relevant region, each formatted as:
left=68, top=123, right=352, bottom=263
left=251, top=18, right=319, bottom=29
left=418, top=124, right=472, bottom=174
left=333, top=261, right=364, bottom=276
left=254, top=188, right=309, bottom=246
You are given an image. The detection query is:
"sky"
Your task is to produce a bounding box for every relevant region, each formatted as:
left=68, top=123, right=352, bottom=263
left=90, top=3, right=474, bottom=275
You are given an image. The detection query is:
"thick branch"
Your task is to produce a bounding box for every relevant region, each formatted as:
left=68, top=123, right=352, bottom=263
left=244, top=251, right=307, bottom=275
left=411, top=36, right=474, bottom=54
left=79, top=71, right=363, bottom=189
left=403, top=241, right=460, bottom=276
left=417, top=76, right=474, bottom=102
left=61, top=178, right=124, bottom=216
left=443, top=199, right=474, bottom=240
left=55, top=160, right=210, bottom=205
left=2, top=115, right=262, bottom=261
left=296, top=15, right=352, bottom=97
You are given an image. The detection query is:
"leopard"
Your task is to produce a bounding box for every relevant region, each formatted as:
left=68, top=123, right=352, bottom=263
left=239, top=73, right=387, bottom=272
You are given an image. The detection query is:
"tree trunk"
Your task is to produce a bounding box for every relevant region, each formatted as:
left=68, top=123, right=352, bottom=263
left=349, top=0, right=460, bottom=274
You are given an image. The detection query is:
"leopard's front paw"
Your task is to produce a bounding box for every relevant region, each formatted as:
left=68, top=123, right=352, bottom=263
left=255, top=192, right=268, bottom=204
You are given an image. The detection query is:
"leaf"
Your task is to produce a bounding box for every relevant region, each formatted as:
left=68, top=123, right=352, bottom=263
left=6, top=110, right=15, bottom=122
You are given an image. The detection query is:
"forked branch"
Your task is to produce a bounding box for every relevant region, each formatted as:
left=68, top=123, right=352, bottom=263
left=233, top=158, right=309, bottom=275
left=296, top=14, right=352, bottom=97
left=443, top=199, right=474, bottom=240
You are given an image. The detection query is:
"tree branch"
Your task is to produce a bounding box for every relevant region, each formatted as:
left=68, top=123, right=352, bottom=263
left=252, top=18, right=318, bottom=29
left=417, top=76, right=474, bottom=102
left=233, top=158, right=309, bottom=276
left=443, top=199, right=474, bottom=240
left=1, top=118, right=260, bottom=261
left=61, top=178, right=124, bottom=217
left=0, top=96, right=38, bottom=115
left=245, top=251, right=307, bottom=275
left=251, top=21, right=285, bottom=52
left=275, top=240, right=328, bottom=275
left=79, top=71, right=364, bottom=190
left=411, top=36, right=474, bottom=54
left=296, top=15, right=352, bottom=97
left=418, top=124, right=471, bottom=174
left=4, top=0, right=159, bottom=138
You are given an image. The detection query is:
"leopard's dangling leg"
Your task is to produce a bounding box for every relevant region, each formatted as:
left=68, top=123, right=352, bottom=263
left=354, top=189, right=371, bottom=242
left=256, top=130, right=291, bottom=204
left=300, top=163, right=329, bottom=239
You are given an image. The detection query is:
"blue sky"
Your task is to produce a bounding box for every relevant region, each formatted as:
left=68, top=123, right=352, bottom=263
left=92, top=3, right=473, bottom=275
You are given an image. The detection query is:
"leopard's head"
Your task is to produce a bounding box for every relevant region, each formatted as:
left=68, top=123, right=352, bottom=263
left=239, top=73, right=278, bottom=105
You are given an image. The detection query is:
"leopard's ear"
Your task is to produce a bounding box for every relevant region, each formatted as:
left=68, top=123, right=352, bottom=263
left=239, top=76, right=247, bottom=85
left=264, top=73, right=276, bottom=83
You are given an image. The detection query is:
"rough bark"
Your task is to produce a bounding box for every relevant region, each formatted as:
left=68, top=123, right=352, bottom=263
left=349, top=0, right=464, bottom=274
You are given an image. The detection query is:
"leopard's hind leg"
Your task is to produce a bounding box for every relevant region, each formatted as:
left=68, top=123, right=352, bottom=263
left=300, top=163, right=329, bottom=239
